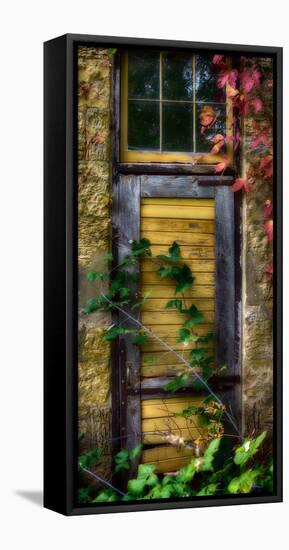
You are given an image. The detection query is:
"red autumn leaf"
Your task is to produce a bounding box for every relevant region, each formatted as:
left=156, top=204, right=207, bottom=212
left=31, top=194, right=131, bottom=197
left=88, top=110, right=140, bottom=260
left=250, top=97, right=263, bottom=113
left=217, top=68, right=238, bottom=89
left=231, top=178, right=250, bottom=192
left=227, top=84, right=239, bottom=98
left=199, top=105, right=217, bottom=134
left=86, top=132, right=106, bottom=146
left=212, top=55, right=225, bottom=65
left=214, top=155, right=230, bottom=173
left=210, top=134, right=225, bottom=154
left=263, top=200, right=273, bottom=218
left=264, top=265, right=273, bottom=279
left=240, top=69, right=261, bottom=93
left=264, top=220, right=273, bottom=241
left=251, top=132, right=270, bottom=149
left=234, top=128, right=241, bottom=151
left=259, top=153, right=273, bottom=178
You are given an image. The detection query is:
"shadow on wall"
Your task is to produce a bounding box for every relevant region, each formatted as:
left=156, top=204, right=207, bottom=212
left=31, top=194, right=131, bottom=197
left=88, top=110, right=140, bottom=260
left=15, top=490, right=43, bottom=507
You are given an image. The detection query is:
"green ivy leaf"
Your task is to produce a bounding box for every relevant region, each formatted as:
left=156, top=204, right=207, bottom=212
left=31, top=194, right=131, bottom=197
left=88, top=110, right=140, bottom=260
left=143, top=356, right=158, bottom=363
left=157, top=241, right=182, bottom=263
left=234, top=432, right=267, bottom=467
left=197, top=483, right=218, bottom=496
left=127, top=464, right=158, bottom=496
left=175, top=265, right=195, bottom=294
left=114, top=449, right=130, bottom=473
left=87, top=271, right=100, bottom=282
left=176, top=460, right=197, bottom=483
left=83, top=298, right=99, bottom=314
left=201, top=438, right=221, bottom=472
left=129, top=444, right=143, bottom=461
left=187, top=305, right=204, bottom=324
left=103, top=326, right=131, bottom=341
left=157, top=265, right=181, bottom=279
left=228, top=469, right=259, bottom=494
left=175, top=405, right=198, bottom=418
left=118, top=287, right=130, bottom=298
left=137, top=463, right=156, bottom=479
left=131, top=238, right=151, bottom=257
left=176, top=328, right=191, bottom=344
left=132, top=333, right=149, bottom=346
left=127, top=478, right=147, bottom=497
left=78, top=448, right=103, bottom=469
left=164, top=372, right=189, bottom=392
left=165, top=299, right=184, bottom=312
left=189, top=348, right=207, bottom=362
left=108, top=48, right=117, bottom=57
left=196, top=332, right=214, bottom=344
left=92, top=489, right=119, bottom=502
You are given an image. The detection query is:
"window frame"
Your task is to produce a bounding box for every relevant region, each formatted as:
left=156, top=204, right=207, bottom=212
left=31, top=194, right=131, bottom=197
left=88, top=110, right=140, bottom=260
left=120, top=50, right=234, bottom=165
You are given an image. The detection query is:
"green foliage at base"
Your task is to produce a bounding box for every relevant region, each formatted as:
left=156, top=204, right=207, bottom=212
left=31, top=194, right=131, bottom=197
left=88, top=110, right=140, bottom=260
left=78, top=431, right=273, bottom=504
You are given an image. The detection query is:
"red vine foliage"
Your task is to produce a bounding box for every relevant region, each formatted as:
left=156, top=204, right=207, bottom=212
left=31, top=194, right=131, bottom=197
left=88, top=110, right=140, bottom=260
left=200, top=54, right=273, bottom=278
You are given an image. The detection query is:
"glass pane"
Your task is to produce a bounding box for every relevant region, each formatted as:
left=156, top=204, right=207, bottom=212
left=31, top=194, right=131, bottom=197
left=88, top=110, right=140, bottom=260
left=128, top=51, right=159, bottom=99
left=196, top=55, right=226, bottom=103
left=195, top=104, right=226, bottom=153
left=162, top=102, right=193, bottom=152
left=163, top=52, right=193, bottom=100
left=128, top=101, right=160, bottom=150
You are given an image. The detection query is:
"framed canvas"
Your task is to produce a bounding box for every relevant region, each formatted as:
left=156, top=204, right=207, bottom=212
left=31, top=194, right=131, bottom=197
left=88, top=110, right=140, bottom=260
left=44, top=34, right=283, bottom=515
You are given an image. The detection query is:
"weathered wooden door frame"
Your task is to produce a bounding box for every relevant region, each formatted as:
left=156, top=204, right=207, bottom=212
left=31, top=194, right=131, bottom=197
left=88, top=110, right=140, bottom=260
left=111, top=173, right=241, bottom=470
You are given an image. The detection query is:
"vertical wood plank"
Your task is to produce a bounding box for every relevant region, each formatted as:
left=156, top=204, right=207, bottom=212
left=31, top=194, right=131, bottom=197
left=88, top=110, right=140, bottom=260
left=215, top=187, right=240, bottom=432
left=112, top=175, right=142, bottom=474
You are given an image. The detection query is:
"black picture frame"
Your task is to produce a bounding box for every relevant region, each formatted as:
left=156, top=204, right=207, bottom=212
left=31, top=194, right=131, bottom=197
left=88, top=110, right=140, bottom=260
left=44, top=34, right=283, bottom=516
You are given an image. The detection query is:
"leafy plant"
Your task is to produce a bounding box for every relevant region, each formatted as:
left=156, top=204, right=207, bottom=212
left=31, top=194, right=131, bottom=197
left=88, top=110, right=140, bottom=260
left=79, top=432, right=273, bottom=503
left=80, top=237, right=273, bottom=505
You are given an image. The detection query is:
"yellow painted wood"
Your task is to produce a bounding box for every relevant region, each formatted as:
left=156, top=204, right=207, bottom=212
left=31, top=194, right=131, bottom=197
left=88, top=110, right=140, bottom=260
left=142, top=350, right=191, bottom=365
left=142, top=415, right=200, bottom=437
left=142, top=271, right=215, bottom=285
left=141, top=259, right=215, bottom=273
left=147, top=245, right=215, bottom=259
left=142, top=204, right=215, bottom=220
left=141, top=364, right=186, bottom=377
left=141, top=363, right=213, bottom=378
left=141, top=285, right=215, bottom=299
left=142, top=298, right=215, bottom=312
left=142, top=198, right=215, bottom=207
left=141, top=231, right=214, bottom=247
left=142, top=311, right=214, bottom=325
left=139, top=197, right=215, bottom=470
left=142, top=445, right=193, bottom=462
left=142, top=339, right=214, bottom=353
left=145, top=324, right=214, bottom=338
left=141, top=218, right=215, bottom=234
left=142, top=396, right=204, bottom=418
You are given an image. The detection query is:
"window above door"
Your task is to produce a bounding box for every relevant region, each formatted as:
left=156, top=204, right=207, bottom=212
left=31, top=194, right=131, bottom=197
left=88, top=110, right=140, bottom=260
left=120, top=50, right=233, bottom=164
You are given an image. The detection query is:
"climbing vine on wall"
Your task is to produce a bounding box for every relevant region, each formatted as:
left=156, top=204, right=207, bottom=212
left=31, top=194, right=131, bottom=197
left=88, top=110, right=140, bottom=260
left=198, top=54, right=273, bottom=277
left=78, top=239, right=273, bottom=503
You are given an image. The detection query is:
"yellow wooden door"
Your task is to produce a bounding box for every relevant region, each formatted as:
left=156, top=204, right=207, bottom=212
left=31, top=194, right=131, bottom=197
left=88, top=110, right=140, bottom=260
left=140, top=197, right=216, bottom=473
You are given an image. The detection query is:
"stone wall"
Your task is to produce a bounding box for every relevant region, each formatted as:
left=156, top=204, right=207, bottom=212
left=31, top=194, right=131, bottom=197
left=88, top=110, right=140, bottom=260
left=78, top=47, right=113, bottom=482
left=242, top=59, right=273, bottom=437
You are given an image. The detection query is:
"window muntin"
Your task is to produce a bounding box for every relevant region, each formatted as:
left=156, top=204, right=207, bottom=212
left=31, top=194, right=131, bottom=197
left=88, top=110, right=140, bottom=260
left=120, top=50, right=233, bottom=163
